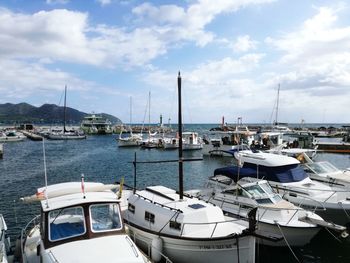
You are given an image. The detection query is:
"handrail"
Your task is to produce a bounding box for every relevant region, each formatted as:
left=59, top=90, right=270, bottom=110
left=21, top=215, right=41, bottom=262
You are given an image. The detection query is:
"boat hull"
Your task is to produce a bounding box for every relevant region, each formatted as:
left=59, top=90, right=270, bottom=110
left=126, top=224, right=255, bottom=263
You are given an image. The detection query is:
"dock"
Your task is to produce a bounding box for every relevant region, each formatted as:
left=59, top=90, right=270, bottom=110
left=21, top=131, right=43, bottom=141
left=315, top=141, right=350, bottom=153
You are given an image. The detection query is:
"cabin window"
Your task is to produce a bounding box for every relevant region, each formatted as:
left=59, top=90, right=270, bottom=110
left=48, top=206, right=86, bottom=242
left=128, top=204, right=135, bottom=214
left=145, top=211, right=155, bottom=223
left=90, top=203, right=122, bottom=232
left=169, top=221, right=181, bottom=230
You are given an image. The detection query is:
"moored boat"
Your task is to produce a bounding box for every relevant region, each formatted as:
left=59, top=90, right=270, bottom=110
left=0, top=214, right=13, bottom=263
left=19, top=181, right=151, bottom=263
left=233, top=150, right=350, bottom=225
left=81, top=114, right=113, bottom=135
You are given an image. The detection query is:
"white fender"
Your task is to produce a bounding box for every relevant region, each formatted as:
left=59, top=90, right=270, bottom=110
left=151, top=236, right=163, bottom=262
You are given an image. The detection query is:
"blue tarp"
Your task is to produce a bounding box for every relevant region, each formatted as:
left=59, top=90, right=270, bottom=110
left=214, top=163, right=308, bottom=183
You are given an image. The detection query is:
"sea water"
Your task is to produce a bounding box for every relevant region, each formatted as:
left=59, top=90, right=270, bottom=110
left=1, top=125, right=350, bottom=262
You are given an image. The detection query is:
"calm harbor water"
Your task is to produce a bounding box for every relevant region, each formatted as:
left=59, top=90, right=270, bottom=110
left=1, top=125, right=350, bottom=262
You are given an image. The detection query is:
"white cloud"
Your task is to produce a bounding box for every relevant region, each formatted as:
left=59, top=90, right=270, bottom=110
left=96, top=0, right=112, bottom=6
left=231, top=35, right=258, bottom=52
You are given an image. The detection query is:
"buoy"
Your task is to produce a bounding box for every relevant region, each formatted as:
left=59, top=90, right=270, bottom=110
left=151, top=236, right=163, bottom=262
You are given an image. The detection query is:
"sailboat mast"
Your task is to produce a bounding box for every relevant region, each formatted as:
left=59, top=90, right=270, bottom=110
left=130, top=96, right=132, bottom=124
left=275, top=83, right=280, bottom=125
left=64, top=85, right=67, bottom=132
left=178, top=72, right=183, bottom=200
left=148, top=91, right=151, bottom=138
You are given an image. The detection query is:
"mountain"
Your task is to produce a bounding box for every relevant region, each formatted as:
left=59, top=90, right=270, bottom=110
left=0, top=103, right=122, bottom=124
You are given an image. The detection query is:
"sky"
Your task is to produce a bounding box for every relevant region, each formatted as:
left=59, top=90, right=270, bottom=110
left=0, top=0, right=349, bottom=124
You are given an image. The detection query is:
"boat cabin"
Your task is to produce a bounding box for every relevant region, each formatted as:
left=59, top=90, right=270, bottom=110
left=38, top=183, right=124, bottom=249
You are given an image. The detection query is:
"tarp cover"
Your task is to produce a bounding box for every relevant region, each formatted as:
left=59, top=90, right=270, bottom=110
left=214, top=163, right=308, bottom=183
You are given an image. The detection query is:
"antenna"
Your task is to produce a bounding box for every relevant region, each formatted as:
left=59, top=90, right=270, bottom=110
left=275, top=83, right=280, bottom=125
left=42, top=138, right=49, bottom=208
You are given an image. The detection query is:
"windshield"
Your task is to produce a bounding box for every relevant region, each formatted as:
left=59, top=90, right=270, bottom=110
left=306, top=162, right=339, bottom=174
left=49, top=206, right=86, bottom=242
left=90, top=203, right=122, bottom=232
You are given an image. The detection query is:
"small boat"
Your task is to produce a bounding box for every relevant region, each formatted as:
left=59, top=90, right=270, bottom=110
left=233, top=150, right=350, bottom=225
left=162, top=136, right=179, bottom=149
left=182, top=132, right=203, bottom=150
left=0, top=214, right=13, bottom=263
left=0, top=130, right=26, bottom=142
left=19, top=181, right=151, bottom=263
left=118, top=132, right=143, bottom=147
left=81, top=114, right=113, bottom=135
left=0, top=143, right=3, bottom=158
left=189, top=170, right=346, bottom=247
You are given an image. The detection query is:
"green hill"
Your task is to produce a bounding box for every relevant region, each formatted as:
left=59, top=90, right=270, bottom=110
left=0, top=103, right=121, bottom=124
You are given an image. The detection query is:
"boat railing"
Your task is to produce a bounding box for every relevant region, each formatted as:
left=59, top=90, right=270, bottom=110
left=20, top=214, right=41, bottom=262
left=134, top=193, right=183, bottom=214
left=128, top=231, right=173, bottom=263
left=276, top=184, right=349, bottom=204
left=179, top=217, right=247, bottom=238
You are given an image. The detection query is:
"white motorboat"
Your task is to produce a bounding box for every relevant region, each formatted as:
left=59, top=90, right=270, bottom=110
left=233, top=150, right=350, bottom=226
left=19, top=181, right=152, bottom=263
left=0, top=130, right=26, bottom=142
left=81, top=114, right=113, bottom=135
left=182, top=132, right=203, bottom=150
left=302, top=158, right=350, bottom=189
left=189, top=172, right=346, bottom=247
left=1, top=214, right=13, bottom=263
left=162, top=137, right=179, bottom=149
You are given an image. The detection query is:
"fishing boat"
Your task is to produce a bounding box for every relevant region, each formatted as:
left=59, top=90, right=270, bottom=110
left=188, top=170, right=347, bottom=247
left=1, top=214, right=13, bottom=263
left=232, top=150, right=350, bottom=225
left=19, top=181, right=151, bottom=263
left=47, top=86, right=86, bottom=140
left=122, top=73, right=256, bottom=263
left=81, top=114, right=113, bottom=135
left=182, top=132, right=203, bottom=150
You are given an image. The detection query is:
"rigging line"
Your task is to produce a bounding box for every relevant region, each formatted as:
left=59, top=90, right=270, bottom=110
left=324, top=227, right=342, bottom=243
left=58, top=88, right=65, bottom=107
left=157, top=210, right=181, bottom=234
left=276, top=222, right=301, bottom=263
left=141, top=93, right=149, bottom=132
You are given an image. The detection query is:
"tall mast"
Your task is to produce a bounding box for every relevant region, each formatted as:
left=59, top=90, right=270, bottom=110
left=130, top=96, right=132, bottom=125
left=148, top=91, right=151, bottom=138
left=64, top=85, right=67, bottom=132
left=178, top=72, right=183, bottom=200
left=275, top=83, right=280, bottom=125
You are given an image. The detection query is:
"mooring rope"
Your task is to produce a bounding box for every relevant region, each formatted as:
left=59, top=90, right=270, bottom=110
left=276, top=222, right=301, bottom=263
left=324, top=227, right=342, bottom=243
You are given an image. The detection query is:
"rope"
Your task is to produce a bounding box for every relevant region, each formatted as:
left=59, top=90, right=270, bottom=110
left=276, top=222, right=301, bottom=263
left=338, top=202, right=350, bottom=220
left=325, top=227, right=342, bottom=243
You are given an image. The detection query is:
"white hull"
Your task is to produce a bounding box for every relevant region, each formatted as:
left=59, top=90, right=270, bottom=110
left=256, top=221, right=319, bottom=247
left=127, top=224, right=255, bottom=263
left=183, top=144, right=203, bottom=151
left=0, top=136, right=25, bottom=142
left=118, top=140, right=140, bottom=147
left=47, top=134, right=86, bottom=140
